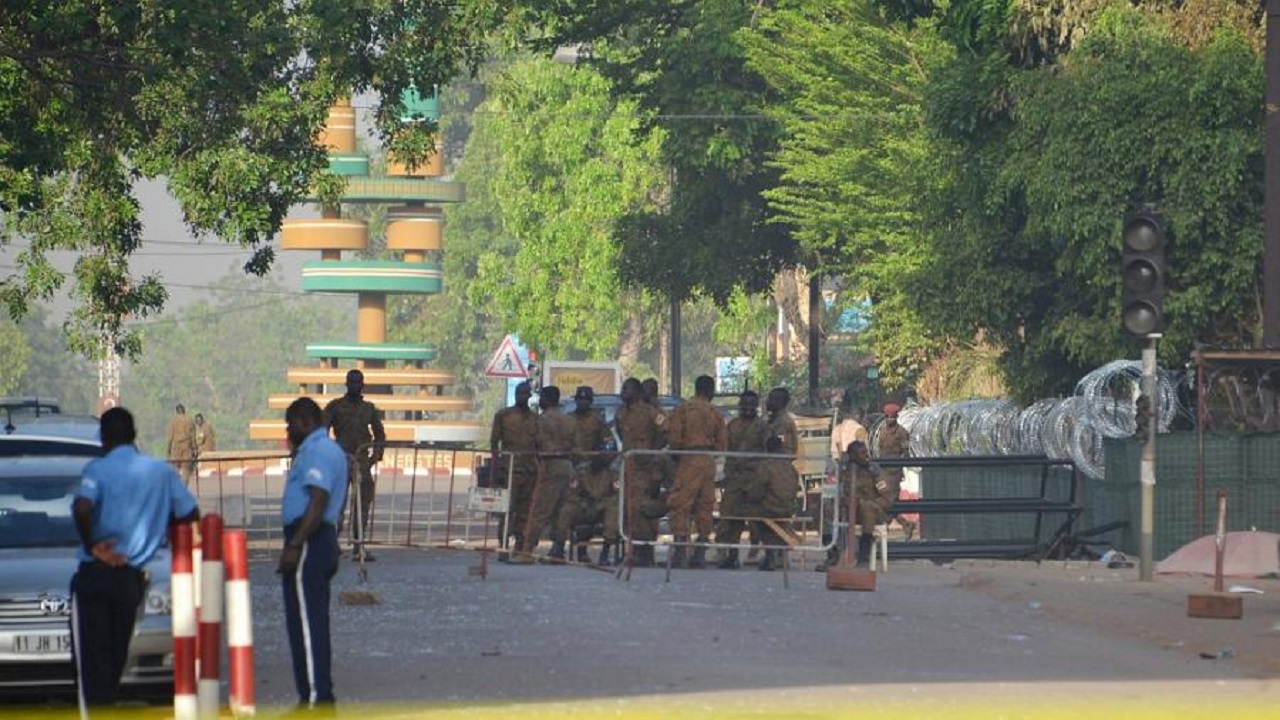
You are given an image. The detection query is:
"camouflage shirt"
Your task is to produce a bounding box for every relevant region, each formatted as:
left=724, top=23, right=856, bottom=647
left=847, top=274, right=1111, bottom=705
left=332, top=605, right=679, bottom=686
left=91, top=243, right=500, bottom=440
left=323, top=395, right=386, bottom=456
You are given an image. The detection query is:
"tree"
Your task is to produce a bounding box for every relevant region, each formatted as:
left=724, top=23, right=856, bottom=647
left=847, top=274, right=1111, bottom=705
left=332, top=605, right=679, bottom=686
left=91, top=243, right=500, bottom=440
left=120, top=275, right=350, bottom=453
left=0, top=315, right=30, bottom=395
left=0, top=0, right=519, bottom=360
left=453, top=56, right=667, bottom=359
left=738, top=0, right=951, bottom=388
left=912, top=3, right=1264, bottom=399
left=529, top=0, right=798, bottom=303
left=13, top=305, right=97, bottom=412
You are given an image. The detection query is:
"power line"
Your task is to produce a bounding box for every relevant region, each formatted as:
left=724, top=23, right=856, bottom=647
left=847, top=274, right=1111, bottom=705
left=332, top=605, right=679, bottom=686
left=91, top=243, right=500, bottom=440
left=0, top=265, right=311, bottom=297
left=125, top=293, right=327, bottom=329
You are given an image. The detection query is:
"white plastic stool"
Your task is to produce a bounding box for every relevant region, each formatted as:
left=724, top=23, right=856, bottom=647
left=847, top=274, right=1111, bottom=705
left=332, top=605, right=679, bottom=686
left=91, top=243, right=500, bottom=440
left=871, top=524, right=889, bottom=572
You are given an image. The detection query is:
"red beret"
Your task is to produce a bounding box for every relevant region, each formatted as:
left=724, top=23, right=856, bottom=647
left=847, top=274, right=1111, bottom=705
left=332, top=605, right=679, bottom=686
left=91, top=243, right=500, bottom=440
left=883, top=403, right=901, bottom=415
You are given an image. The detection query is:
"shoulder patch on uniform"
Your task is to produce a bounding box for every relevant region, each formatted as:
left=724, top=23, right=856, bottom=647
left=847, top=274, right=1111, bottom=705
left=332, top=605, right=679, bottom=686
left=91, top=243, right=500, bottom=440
left=306, top=467, right=324, bottom=483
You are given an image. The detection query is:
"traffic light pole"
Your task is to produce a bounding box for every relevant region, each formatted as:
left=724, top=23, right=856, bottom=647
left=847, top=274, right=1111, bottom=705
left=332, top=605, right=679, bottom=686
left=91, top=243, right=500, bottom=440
left=1139, top=336, right=1159, bottom=581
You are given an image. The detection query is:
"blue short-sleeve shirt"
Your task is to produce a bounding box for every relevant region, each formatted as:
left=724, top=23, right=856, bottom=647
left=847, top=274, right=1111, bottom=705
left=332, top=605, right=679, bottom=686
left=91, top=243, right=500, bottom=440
left=74, top=445, right=199, bottom=568
left=282, top=427, right=348, bottom=525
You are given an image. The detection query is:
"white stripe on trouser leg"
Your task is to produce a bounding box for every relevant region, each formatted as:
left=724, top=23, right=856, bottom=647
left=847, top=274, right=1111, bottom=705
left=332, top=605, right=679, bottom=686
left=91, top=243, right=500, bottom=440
left=70, top=591, right=87, bottom=720
left=294, top=541, right=317, bottom=705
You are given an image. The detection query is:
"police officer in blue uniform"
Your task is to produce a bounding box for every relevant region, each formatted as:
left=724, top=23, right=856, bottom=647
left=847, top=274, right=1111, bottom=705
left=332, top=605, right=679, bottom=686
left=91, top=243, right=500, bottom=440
left=71, top=407, right=199, bottom=710
left=278, top=397, right=349, bottom=709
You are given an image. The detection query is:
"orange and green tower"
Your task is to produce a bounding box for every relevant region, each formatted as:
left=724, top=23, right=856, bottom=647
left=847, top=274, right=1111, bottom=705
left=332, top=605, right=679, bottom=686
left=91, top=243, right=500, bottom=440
left=250, top=91, right=481, bottom=445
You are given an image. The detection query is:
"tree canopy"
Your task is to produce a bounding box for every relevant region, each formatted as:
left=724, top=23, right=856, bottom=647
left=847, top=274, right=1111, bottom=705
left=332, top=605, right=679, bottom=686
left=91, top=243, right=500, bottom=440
left=530, top=0, right=797, bottom=302
left=0, top=0, right=516, bottom=359
left=450, top=56, right=666, bottom=359
left=909, top=2, right=1264, bottom=399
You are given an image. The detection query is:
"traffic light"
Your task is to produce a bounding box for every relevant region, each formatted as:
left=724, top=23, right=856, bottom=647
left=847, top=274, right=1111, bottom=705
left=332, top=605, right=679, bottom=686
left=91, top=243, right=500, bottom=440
left=1121, top=211, right=1167, bottom=338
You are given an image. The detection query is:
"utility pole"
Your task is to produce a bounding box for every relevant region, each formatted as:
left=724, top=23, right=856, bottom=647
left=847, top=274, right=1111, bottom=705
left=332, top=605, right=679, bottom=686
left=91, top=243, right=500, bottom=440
left=1265, top=0, right=1280, bottom=346
left=807, top=271, right=821, bottom=408
left=1139, top=338, right=1159, bottom=581
left=669, top=296, right=682, bottom=397
left=1121, top=211, right=1167, bottom=581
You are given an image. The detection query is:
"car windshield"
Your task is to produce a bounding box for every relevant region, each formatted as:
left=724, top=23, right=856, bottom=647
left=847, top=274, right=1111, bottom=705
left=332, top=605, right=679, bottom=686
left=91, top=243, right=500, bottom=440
left=0, top=476, right=79, bottom=549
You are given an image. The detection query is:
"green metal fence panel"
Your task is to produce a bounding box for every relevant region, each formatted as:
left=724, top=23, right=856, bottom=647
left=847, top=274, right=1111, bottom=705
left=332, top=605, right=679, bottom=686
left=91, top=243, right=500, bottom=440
left=917, top=463, right=1076, bottom=542
left=1101, top=433, right=1280, bottom=558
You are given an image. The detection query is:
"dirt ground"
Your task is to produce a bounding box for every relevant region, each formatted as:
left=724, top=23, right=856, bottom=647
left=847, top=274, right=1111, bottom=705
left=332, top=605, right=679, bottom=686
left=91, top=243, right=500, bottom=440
left=944, top=558, right=1280, bottom=676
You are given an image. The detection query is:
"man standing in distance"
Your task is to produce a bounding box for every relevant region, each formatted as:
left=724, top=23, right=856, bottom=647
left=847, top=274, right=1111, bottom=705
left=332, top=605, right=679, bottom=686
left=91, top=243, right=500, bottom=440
left=874, top=402, right=915, bottom=539
left=715, top=390, right=768, bottom=569
left=195, top=412, right=216, bottom=456
left=511, top=386, right=577, bottom=563
left=323, top=369, right=386, bottom=560
left=563, top=386, right=611, bottom=562
left=279, top=397, right=348, bottom=710
left=72, top=407, right=199, bottom=711
left=615, top=377, right=665, bottom=567
left=830, top=397, right=868, bottom=466
left=665, top=375, right=727, bottom=568
left=489, top=381, right=539, bottom=556
left=165, top=403, right=198, bottom=485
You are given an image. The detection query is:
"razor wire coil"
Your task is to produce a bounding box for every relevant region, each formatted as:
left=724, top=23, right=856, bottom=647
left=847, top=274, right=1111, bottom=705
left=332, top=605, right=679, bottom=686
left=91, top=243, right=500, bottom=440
left=873, top=360, right=1187, bottom=480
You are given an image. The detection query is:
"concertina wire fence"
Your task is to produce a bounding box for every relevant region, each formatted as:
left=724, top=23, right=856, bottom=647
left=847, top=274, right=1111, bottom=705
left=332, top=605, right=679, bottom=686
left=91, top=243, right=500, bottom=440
left=882, top=360, right=1186, bottom=481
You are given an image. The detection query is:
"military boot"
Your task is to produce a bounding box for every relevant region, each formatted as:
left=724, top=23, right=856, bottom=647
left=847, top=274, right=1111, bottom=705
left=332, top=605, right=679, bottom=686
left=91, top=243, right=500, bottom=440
left=716, top=548, right=740, bottom=570
left=856, top=533, right=874, bottom=568
left=543, top=541, right=566, bottom=564
left=669, top=544, right=688, bottom=569
left=758, top=549, right=779, bottom=571
left=634, top=543, right=655, bottom=566
left=597, top=541, right=612, bottom=566
left=688, top=540, right=707, bottom=569
left=634, top=544, right=655, bottom=567
left=576, top=545, right=590, bottom=563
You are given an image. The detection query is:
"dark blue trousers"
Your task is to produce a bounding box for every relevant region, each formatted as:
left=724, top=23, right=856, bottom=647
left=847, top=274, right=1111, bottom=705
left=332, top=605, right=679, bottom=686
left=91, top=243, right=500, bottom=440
left=70, top=562, right=146, bottom=708
left=282, top=523, right=339, bottom=706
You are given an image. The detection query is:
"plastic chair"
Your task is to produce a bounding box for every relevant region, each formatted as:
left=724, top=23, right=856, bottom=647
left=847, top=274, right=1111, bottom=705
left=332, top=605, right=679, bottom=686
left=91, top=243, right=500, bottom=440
left=870, top=523, right=889, bottom=572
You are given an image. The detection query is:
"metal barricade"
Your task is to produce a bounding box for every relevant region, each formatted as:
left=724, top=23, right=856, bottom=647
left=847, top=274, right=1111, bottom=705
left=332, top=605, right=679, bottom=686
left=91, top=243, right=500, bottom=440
left=195, top=445, right=498, bottom=550
left=194, top=451, right=293, bottom=543
left=616, top=447, right=838, bottom=575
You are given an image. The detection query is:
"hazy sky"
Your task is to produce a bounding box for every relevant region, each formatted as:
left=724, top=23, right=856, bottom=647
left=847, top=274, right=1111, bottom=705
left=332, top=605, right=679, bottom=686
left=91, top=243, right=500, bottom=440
left=2, top=100, right=389, bottom=324
left=2, top=179, right=322, bottom=324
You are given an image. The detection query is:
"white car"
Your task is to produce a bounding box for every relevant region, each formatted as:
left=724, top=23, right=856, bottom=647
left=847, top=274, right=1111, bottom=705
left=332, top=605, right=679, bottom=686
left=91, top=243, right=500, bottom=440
left=0, top=435, right=174, bottom=697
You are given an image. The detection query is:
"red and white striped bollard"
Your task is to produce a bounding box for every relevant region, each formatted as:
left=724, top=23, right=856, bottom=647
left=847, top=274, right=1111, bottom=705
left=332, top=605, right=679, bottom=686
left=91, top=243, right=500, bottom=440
left=198, top=515, right=224, bottom=720
left=224, top=529, right=256, bottom=717
left=171, top=523, right=198, bottom=720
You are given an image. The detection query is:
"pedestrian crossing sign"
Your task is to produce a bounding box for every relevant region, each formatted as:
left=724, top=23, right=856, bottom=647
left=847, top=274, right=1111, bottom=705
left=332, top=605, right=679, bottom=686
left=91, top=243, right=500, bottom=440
left=484, top=335, right=528, bottom=378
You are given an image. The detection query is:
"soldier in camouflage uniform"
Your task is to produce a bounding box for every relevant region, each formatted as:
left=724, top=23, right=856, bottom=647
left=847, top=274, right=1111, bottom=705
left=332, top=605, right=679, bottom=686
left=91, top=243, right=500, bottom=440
left=559, top=440, right=620, bottom=565
left=749, top=435, right=801, bottom=571
left=489, top=381, right=539, bottom=556
left=715, top=390, right=769, bottom=569
left=665, top=375, right=727, bottom=568
left=749, top=386, right=798, bottom=564
left=641, top=377, right=674, bottom=500
left=615, top=377, right=666, bottom=567
left=874, top=402, right=915, bottom=539
left=510, top=386, right=577, bottom=563
left=166, top=404, right=198, bottom=485
left=844, top=440, right=888, bottom=568
left=323, top=369, right=386, bottom=558
left=558, top=387, right=614, bottom=562
left=765, top=387, right=799, bottom=457
left=194, top=413, right=216, bottom=456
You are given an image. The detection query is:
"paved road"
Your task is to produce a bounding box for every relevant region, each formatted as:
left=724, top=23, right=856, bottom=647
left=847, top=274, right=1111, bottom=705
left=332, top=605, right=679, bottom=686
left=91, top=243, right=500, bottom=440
left=241, top=546, right=1278, bottom=717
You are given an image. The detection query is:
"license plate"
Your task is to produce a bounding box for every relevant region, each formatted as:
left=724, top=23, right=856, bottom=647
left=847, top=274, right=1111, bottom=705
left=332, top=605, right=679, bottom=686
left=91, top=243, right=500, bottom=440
left=12, top=634, right=71, bottom=654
